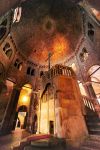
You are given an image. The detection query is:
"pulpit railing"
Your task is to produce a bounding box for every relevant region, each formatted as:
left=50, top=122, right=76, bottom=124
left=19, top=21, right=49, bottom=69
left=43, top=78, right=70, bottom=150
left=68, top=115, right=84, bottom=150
left=42, top=64, right=76, bottom=85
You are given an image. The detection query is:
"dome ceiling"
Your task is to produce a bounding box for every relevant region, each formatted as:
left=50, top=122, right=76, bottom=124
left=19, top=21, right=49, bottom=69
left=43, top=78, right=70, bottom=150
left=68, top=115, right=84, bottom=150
left=10, top=0, right=100, bottom=66
left=11, top=0, right=82, bottom=65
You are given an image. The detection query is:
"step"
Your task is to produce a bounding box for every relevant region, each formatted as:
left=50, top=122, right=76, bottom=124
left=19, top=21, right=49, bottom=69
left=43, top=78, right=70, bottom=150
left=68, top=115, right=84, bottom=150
left=90, top=134, right=100, bottom=140
left=81, top=145, right=100, bottom=150
left=89, top=129, right=100, bottom=135
left=86, top=118, right=100, bottom=122
left=87, top=124, right=100, bottom=129
left=31, top=139, right=49, bottom=147
left=87, top=122, right=100, bottom=126
left=82, top=140, right=100, bottom=149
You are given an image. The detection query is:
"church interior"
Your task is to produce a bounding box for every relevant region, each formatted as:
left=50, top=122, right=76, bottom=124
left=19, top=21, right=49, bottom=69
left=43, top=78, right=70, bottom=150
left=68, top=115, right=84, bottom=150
left=0, top=0, right=100, bottom=149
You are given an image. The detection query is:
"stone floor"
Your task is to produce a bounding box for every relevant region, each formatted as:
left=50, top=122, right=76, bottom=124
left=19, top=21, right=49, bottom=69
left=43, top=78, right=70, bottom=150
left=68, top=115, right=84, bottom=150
left=0, top=129, right=100, bottom=150
left=0, top=128, right=31, bottom=150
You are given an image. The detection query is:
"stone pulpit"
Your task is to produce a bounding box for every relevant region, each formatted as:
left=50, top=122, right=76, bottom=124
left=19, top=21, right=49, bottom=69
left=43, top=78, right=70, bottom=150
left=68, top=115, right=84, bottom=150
left=39, top=64, right=88, bottom=146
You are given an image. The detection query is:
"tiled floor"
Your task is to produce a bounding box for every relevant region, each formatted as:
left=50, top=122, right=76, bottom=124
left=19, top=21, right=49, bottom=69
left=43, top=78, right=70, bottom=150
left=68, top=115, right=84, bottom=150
left=0, top=128, right=31, bottom=150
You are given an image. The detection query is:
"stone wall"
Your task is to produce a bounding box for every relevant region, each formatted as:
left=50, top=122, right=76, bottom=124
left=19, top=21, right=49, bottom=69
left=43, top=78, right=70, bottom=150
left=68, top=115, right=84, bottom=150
left=53, top=75, right=88, bottom=146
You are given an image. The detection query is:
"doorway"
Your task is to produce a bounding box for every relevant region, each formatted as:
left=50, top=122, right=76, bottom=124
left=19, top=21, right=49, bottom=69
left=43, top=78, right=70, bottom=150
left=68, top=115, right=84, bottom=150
left=15, top=105, right=28, bottom=130
left=49, top=121, right=54, bottom=134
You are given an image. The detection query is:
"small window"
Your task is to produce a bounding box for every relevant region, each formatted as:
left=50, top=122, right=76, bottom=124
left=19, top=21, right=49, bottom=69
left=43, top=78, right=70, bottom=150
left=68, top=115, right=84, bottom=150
left=31, top=69, right=35, bottom=76
left=27, top=67, right=31, bottom=75
left=13, top=7, right=22, bottom=23
left=27, top=67, right=35, bottom=76
left=87, top=22, right=94, bottom=41
left=3, top=43, right=12, bottom=59
left=40, top=71, right=44, bottom=77
left=5, top=49, right=12, bottom=58
left=3, top=43, right=10, bottom=50
left=80, top=48, right=89, bottom=62
left=14, top=59, right=22, bottom=70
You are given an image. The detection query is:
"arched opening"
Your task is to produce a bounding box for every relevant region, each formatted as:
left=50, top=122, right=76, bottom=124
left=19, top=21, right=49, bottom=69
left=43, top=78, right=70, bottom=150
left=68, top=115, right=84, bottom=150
left=88, top=65, right=100, bottom=103
left=15, top=105, right=28, bottom=129
left=13, top=84, right=32, bottom=131
left=14, top=59, right=23, bottom=71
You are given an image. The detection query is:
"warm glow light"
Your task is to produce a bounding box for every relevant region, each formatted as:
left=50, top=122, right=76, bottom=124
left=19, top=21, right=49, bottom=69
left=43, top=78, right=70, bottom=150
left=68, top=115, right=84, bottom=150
left=52, top=34, right=70, bottom=62
left=53, top=35, right=66, bottom=53
left=22, top=96, right=28, bottom=103
left=17, top=84, right=32, bottom=109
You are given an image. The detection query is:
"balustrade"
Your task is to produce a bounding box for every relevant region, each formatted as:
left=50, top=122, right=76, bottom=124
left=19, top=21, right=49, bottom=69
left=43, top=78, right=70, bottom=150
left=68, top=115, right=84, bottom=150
left=42, top=65, right=75, bottom=83
left=82, top=95, right=100, bottom=117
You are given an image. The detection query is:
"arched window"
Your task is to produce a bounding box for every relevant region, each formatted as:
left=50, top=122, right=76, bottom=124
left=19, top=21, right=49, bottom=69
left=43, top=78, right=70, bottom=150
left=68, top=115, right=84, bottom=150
left=3, top=43, right=13, bottom=59
left=14, top=59, right=23, bottom=71
left=88, top=22, right=94, bottom=41
left=27, top=67, right=35, bottom=76
left=5, top=49, right=12, bottom=58
left=13, top=7, right=22, bottom=23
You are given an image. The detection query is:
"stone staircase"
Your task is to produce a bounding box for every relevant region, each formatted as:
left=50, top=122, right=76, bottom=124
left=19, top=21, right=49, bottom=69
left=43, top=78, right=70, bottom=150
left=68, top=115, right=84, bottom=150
left=85, top=107, right=100, bottom=135
left=79, top=103, right=100, bottom=150
left=80, top=135, right=100, bottom=150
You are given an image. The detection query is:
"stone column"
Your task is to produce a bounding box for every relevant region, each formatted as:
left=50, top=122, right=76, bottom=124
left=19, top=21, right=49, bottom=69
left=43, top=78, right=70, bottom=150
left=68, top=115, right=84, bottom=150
left=0, top=87, right=20, bottom=135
